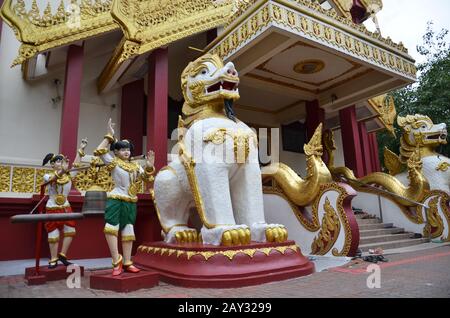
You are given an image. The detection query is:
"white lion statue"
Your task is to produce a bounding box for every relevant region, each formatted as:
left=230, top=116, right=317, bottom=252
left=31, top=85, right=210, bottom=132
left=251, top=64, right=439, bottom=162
left=153, top=54, right=287, bottom=246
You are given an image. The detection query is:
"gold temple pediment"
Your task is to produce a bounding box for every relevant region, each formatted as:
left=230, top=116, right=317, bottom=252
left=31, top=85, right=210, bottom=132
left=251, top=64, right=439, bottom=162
left=0, top=0, right=118, bottom=67
left=368, top=94, right=397, bottom=137
left=97, top=0, right=235, bottom=92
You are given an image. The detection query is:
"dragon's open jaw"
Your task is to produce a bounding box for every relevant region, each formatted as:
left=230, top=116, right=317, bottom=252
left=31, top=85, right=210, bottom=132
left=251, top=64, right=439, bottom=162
left=205, top=80, right=239, bottom=95
left=425, top=130, right=448, bottom=143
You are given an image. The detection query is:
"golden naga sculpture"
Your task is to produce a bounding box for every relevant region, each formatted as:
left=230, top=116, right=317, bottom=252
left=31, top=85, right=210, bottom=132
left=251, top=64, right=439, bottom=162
left=324, top=129, right=430, bottom=207
left=261, top=124, right=333, bottom=207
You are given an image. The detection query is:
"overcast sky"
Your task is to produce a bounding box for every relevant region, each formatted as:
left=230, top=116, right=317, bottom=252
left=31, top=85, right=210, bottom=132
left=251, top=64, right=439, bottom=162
left=364, top=0, right=450, bottom=64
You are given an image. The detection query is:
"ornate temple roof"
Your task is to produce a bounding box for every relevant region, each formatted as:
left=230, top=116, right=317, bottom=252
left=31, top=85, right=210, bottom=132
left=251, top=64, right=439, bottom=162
left=0, top=0, right=409, bottom=133
left=0, top=0, right=117, bottom=67
left=1, top=1, right=407, bottom=68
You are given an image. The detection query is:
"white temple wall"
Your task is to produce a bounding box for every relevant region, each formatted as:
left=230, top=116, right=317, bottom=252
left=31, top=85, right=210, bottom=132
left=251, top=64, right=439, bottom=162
left=77, top=52, right=121, bottom=156
left=332, top=128, right=346, bottom=167
left=0, top=25, right=64, bottom=165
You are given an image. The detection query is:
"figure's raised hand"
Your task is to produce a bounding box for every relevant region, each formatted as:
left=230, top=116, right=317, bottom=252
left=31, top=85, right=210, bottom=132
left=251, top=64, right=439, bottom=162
left=80, top=138, right=88, bottom=150
left=107, top=118, right=115, bottom=136
left=62, top=158, right=70, bottom=172
left=146, top=150, right=155, bottom=168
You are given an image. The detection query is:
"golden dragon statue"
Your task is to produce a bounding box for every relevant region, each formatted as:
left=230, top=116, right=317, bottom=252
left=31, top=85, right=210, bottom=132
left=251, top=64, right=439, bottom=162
left=323, top=128, right=430, bottom=207
left=261, top=124, right=333, bottom=207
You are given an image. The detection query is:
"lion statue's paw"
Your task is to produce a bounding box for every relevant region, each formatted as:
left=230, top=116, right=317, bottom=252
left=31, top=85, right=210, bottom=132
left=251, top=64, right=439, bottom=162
left=250, top=223, right=288, bottom=243
left=163, top=226, right=200, bottom=244
left=200, top=225, right=250, bottom=246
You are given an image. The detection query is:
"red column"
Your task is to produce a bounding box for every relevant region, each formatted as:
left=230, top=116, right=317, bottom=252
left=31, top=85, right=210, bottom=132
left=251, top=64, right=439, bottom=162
left=0, top=0, right=3, bottom=43
left=305, top=99, right=325, bottom=141
left=207, top=28, right=218, bottom=45
left=369, top=132, right=381, bottom=172
left=120, top=79, right=144, bottom=155
left=358, top=121, right=373, bottom=175
left=339, top=105, right=364, bottom=178
left=147, top=48, right=168, bottom=171
left=59, top=44, right=84, bottom=162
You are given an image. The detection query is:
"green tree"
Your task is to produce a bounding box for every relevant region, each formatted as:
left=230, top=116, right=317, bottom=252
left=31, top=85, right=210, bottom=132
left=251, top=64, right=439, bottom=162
left=377, top=22, right=450, bottom=170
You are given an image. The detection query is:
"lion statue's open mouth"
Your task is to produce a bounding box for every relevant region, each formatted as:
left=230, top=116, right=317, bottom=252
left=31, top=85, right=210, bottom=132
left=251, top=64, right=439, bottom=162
left=205, top=79, right=239, bottom=94
left=181, top=54, right=241, bottom=126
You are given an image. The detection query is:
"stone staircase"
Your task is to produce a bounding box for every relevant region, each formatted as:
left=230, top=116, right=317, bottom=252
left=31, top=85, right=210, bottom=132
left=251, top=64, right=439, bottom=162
left=356, top=214, right=428, bottom=253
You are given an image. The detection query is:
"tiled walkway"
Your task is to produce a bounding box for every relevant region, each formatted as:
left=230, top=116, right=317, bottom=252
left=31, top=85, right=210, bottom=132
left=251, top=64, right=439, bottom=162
left=1, top=246, right=449, bottom=298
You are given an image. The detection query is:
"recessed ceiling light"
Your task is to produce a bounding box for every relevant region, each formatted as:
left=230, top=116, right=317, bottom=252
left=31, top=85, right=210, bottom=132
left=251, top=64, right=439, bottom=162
left=293, top=60, right=325, bottom=74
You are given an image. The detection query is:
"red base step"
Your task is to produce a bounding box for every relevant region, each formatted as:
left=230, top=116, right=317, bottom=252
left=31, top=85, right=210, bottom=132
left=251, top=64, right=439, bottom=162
left=90, top=270, right=159, bottom=293
left=133, top=240, right=315, bottom=288
left=25, top=264, right=84, bottom=285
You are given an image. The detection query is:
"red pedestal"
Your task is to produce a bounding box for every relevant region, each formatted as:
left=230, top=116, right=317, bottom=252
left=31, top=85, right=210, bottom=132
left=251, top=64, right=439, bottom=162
left=133, top=241, right=315, bottom=288
left=90, top=270, right=159, bottom=293
left=25, top=265, right=84, bottom=285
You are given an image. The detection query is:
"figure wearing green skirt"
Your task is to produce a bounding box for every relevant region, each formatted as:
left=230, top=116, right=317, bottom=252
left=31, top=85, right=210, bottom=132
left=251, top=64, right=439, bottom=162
left=95, top=119, right=155, bottom=276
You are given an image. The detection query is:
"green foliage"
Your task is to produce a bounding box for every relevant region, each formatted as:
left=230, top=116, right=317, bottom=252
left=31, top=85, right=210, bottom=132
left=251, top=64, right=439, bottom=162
left=377, top=22, right=450, bottom=169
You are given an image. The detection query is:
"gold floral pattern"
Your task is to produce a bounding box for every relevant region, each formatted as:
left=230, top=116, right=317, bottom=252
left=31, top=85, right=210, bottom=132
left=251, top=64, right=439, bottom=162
left=311, top=198, right=341, bottom=255
left=12, top=167, right=35, bottom=193
left=0, top=165, right=11, bottom=192
left=137, top=244, right=299, bottom=261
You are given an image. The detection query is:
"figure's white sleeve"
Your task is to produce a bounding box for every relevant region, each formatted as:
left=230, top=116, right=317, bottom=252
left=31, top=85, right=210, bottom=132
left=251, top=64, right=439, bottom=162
left=99, top=152, right=114, bottom=164
left=138, top=165, right=145, bottom=176
left=70, top=169, right=79, bottom=178
left=43, top=174, right=52, bottom=183
left=42, top=173, right=53, bottom=193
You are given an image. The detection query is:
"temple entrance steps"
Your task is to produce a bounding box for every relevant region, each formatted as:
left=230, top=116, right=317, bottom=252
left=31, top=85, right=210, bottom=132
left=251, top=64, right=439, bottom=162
left=355, top=214, right=428, bottom=253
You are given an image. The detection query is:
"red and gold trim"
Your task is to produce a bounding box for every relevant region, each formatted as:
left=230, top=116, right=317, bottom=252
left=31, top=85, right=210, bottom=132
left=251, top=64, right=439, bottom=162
left=104, top=227, right=119, bottom=237
left=46, top=205, right=72, bottom=211
left=48, top=237, right=59, bottom=243
left=121, top=235, right=136, bottom=242
left=93, top=148, right=109, bottom=156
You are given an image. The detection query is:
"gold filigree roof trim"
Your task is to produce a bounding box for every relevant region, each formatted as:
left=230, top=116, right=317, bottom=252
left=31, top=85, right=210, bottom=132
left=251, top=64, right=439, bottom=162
left=98, top=0, right=235, bottom=92
left=207, top=0, right=410, bottom=60
left=112, top=0, right=235, bottom=56
left=0, top=0, right=118, bottom=67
